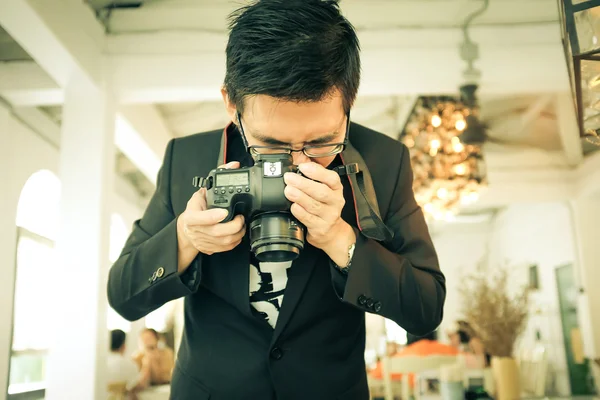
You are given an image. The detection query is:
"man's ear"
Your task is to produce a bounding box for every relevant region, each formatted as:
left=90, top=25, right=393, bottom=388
left=221, top=87, right=237, bottom=122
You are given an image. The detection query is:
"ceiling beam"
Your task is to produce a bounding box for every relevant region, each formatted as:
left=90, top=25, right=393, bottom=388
left=0, top=62, right=63, bottom=106
left=10, top=106, right=61, bottom=148
left=2, top=21, right=568, bottom=105
left=109, top=30, right=568, bottom=103
left=0, top=1, right=169, bottom=184
left=106, top=23, right=562, bottom=55
left=106, top=0, right=558, bottom=33
left=0, top=0, right=105, bottom=88
left=555, top=92, right=584, bottom=167
left=466, top=168, right=575, bottom=209
left=118, top=104, right=174, bottom=165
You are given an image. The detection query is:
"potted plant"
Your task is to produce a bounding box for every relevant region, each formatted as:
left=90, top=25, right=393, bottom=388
left=460, top=265, right=529, bottom=400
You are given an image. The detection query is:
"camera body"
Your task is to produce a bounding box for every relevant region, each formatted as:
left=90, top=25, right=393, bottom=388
left=195, top=153, right=305, bottom=262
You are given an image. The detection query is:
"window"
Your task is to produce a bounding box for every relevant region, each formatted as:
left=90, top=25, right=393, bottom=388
left=10, top=170, right=60, bottom=396
left=10, top=172, right=135, bottom=397
left=385, top=319, right=407, bottom=345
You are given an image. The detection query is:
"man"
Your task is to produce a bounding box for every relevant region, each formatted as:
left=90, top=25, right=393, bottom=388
left=107, top=330, right=142, bottom=399
left=108, top=1, right=445, bottom=399
left=131, top=328, right=175, bottom=386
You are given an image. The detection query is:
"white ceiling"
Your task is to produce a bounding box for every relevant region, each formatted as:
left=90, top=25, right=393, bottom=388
left=154, top=94, right=564, bottom=151
left=1, top=0, right=595, bottom=212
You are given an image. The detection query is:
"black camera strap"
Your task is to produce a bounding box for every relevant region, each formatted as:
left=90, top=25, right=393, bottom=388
left=337, top=143, right=394, bottom=244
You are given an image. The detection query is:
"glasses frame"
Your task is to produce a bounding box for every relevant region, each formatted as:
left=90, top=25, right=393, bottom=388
left=236, top=111, right=350, bottom=158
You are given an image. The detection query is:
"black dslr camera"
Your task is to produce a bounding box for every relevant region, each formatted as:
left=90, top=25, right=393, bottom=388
left=193, top=153, right=304, bottom=263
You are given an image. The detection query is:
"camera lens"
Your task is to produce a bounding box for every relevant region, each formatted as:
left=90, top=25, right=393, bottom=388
left=249, top=212, right=305, bottom=262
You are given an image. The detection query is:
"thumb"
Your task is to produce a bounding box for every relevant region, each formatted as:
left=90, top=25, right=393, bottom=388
left=219, top=161, right=241, bottom=169
left=187, top=187, right=207, bottom=211
left=188, top=208, right=229, bottom=226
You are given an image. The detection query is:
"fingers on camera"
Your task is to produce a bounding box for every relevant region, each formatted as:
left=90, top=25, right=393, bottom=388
left=218, top=161, right=240, bottom=169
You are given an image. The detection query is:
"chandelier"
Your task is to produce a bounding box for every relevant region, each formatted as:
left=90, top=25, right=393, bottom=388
left=398, top=0, right=489, bottom=221
left=400, top=91, right=487, bottom=221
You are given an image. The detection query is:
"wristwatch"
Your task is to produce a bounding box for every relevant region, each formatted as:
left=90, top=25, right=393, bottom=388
left=333, top=242, right=355, bottom=275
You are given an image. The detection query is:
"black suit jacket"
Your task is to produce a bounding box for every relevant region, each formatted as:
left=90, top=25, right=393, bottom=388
left=107, top=122, right=445, bottom=400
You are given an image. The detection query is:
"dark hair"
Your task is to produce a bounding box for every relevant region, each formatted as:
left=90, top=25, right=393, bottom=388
left=110, top=329, right=126, bottom=352
left=142, top=328, right=160, bottom=340
left=224, top=0, right=361, bottom=114
left=458, top=329, right=471, bottom=344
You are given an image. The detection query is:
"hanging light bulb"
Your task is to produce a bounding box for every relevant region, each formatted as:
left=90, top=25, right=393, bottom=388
left=453, top=163, right=467, bottom=175
left=431, top=114, right=442, bottom=127
left=452, top=140, right=464, bottom=153
left=437, top=187, right=449, bottom=199
left=455, top=119, right=466, bottom=131
left=424, top=203, right=434, bottom=214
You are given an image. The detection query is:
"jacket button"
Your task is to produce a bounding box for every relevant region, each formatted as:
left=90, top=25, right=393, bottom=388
left=366, top=298, right=374, bottom=308
left=270, top=347, right=283, bottom=360
left=373, top=301, right=382, bottom=312
left=358, top=295, right=367, bottom=305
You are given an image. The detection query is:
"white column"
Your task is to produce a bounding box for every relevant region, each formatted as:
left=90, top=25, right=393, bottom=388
left=0, top=102, right=17, bottom=400
left=570, top=196, right=600, bottom=367
left=45, top=72, right=115, bottom=400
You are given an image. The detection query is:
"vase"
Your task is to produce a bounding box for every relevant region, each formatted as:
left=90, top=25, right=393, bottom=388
left=491, top=357, right=520, bottom=400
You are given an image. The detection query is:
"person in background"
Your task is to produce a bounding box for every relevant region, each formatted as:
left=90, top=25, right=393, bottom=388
left=132, top=328, right=174, bottom=386
left=447, top=320, right=473, bottom=352
left=107, top=329, right=145, bottom=399
left=467, top=336, right=491, bottom=368
left=447, top=321, right=491, bottom=369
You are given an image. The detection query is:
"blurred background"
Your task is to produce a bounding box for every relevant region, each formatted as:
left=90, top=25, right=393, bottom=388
left=1, top=0, right=600, bottom=399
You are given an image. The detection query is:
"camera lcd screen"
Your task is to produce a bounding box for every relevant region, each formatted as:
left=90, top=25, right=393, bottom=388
left=216, top=172, right=249, bottom=187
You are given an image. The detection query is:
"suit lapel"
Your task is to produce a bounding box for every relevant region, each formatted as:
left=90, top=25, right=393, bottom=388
left=270, top=243, right=320, bottom=345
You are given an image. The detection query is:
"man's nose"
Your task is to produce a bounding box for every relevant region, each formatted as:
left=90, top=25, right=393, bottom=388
left=292, top=151, right=311, bottom=165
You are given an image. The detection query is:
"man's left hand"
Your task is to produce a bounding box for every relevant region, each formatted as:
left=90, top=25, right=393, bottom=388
left=284, top=162, right=356, bottom=267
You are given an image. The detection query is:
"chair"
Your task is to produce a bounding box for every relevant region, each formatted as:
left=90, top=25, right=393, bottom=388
left=381, top=355, right=458, bottom=400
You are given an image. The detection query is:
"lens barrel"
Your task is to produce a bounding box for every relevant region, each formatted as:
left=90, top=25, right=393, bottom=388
left=249, top=212, right=305, bottom=262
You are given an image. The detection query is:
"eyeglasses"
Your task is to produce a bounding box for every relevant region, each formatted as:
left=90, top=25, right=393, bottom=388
left=236, top=111, right=350, bottom=158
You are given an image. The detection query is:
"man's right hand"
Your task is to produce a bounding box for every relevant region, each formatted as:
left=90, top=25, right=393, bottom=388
left=176, top=161, right=246, bottom=272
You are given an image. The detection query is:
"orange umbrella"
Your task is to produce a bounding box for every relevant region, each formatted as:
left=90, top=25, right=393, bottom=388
left=397, top=339, right=459, bottom=356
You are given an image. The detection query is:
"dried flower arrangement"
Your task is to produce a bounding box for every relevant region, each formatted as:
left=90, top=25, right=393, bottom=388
left=460, top=265, right=529, bottom=358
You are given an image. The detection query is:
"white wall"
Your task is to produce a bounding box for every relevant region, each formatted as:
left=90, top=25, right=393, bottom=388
left=0, top=101, right=144, bottom=399
left=487, top=203, right=575, bottom=395
left=432, top=221, right=492, bottom=341
left=434, top=203, right=576, bottom=396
